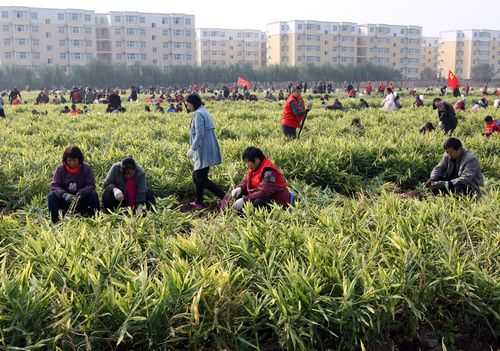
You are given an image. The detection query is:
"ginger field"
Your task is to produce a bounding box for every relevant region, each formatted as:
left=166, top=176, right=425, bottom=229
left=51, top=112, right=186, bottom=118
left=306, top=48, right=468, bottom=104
left=0, top=93, right=499, bottom=350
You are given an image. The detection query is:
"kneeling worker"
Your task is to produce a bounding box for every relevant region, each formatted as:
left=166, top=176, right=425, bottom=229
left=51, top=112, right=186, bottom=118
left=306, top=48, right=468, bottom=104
left=228, top=147, right=294, bottom=211
left=425, top=138, right=484, bottom=196
left=102, top=157, right=156, bottom=215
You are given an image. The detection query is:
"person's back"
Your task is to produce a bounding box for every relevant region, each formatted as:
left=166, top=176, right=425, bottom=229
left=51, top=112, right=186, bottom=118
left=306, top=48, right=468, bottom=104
left=434, top=99, right=457, bottom=133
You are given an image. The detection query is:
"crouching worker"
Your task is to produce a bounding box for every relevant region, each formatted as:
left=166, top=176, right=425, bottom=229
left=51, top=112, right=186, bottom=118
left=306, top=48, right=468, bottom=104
left=425, top=138, right=484, bottom=197
left=102, top=157, right=155, bottom=215
left=48, top=145, right=100, bottom=223
left=225, top=147, right=295, bottom=211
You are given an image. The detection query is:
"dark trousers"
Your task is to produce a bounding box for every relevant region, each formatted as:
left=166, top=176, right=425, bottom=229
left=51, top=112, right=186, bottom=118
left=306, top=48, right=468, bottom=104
left=282, top=125, right=297, bottom=139
left=432, top=180, right=471, bottom=196
left=193, top=167, right=225, bottom=204
left=48, top=191, right=100, bottom=224
left=0, top=109, right=5, bottom=118
left=102, top=188, right=156, bottom=212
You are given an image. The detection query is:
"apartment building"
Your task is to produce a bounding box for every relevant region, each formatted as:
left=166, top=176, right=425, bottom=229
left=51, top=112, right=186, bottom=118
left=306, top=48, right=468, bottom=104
left=0, top=6, right=96, bottom=67
left=266, top=20, right=358, bottom=66
left=422, top=37, right=439, bottom=75
left=438, top=29, right=500, bottom=79
left=0, top=6, right=196, bottom=68
left=107, top=12, right=195, bottom=67
left=196, top=28, right=266, bottom=68
left=358, top=24, right=423, bottom=79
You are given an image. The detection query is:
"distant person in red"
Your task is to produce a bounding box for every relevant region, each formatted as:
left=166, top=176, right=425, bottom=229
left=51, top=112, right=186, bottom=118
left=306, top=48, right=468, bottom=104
left=483, top=116, right=500, bottom=138
left=378, top=82, right=386, bottom=96
left=281, top=85, right=312, bottom=138
left=70, top=87, right=82, bottom=104
left=226, top=147, right=294, bottom=211
left=365, top=82, right=373, bottom=96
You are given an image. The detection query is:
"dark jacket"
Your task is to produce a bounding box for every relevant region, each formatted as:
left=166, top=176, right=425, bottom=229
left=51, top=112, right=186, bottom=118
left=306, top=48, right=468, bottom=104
left=430, top=149, right=484, bottom=196
left=50, top=163, right=96, bottom=198
left=103, top=162, right=148, bottom=203
left=437, top=102, right=457, bottom=132
left=109, top=93, right=122, bottom=109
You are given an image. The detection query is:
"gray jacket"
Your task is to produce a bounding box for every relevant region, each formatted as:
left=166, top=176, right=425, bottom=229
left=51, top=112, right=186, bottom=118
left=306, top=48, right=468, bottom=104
left=189, top=106, right=222, bottom=171
left=430, top=149, right=484, bottom=195
left=104, top=162, right=148, bottom=203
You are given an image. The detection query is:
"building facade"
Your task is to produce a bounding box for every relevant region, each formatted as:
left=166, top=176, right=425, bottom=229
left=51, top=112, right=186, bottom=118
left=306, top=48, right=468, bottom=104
left=266, top=20, right=358, bottom=66
left=266, top=20, right=422, bottom=79
left=422, top=37, right=439, bottom=77
left=0, top=6, right=196, bottom=68
left=358, top=24, right=422, bottom=79
left=438, top=30, right=500, bottom=80
left=0, top=6, right=96, bottom=67
left=196, top=28, right=266, bottom=67
left=107, top=12, right=195, bottom=67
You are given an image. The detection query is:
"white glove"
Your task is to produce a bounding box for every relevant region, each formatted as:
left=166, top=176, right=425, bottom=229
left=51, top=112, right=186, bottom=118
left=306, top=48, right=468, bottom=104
left=113, top=187, right=124, bottom=201
left=231, top=187, right=242, bottom=198
left=62, top=193, right=75, bottom=203
left=186, top=149, right=193, bottom=159
left=136, top=204, right=145, bottom=216
left=68, top=182, right=77, bottom=193
left=233, top=198, right=245, bottom=211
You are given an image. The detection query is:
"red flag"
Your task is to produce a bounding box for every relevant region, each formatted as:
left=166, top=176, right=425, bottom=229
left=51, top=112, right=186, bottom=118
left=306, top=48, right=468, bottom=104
left=237, top=76, right=252, bottom=90
left=447, top=71, right=460, bottom=89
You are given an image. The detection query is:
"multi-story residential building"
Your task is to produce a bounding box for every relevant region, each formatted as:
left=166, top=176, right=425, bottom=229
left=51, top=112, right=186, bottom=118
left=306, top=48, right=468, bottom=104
left=196, top=28, right=266, bottom=68
left=107, top=12, right=195, bottom=67
left=358, top=24, right=423, bottom=79
left=266, top=20, right=358, bottom=66
left=438, top=29, right=500, bottom=80
left=0, top=6, right=96, bottom=67
left=422, top=37, right=439, bottom=76
left=0, top=6, right=196, bottom=68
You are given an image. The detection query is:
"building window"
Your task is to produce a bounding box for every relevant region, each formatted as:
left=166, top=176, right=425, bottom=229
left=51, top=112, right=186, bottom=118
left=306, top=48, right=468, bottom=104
left=114, top=16, right=121, bottom=23
left=32, top=52, right=40, bottom=60
left=31, top=12, right=38, bottom=20
left=185, top=18, right=191, bottom=25
left=58, top=13, right=65, bottom=21
left=1, top=11, right=8, bottom=18
left=59, top=40, right=66, bottom=47
left=47, top=45, right=53, bottom=51
left=85, top=27, right=92, bottom=34
left=58, top=26, right=65, bottom=33
left=84, top=14, right=91, bottom=22
left=3, top=39, right=10, bottom=46
left=139, top=17, right=146, bottom=24
left=48, top=58, right=53, bottom=64
left=72, top=27, right=80, bottom=33
left=2, top=25, right=9, bottom=32
left=4, top=52, right=12, bottom=59
left=71, top=13, right=79, bottom=21
left=31, top=25, right=39, bottom=32
left=15, top=25, right=24, bottom=32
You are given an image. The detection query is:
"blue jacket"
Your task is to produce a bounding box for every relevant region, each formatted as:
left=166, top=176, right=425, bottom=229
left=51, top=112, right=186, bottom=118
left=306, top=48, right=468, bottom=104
left=189, top=106, right=222, bottom=171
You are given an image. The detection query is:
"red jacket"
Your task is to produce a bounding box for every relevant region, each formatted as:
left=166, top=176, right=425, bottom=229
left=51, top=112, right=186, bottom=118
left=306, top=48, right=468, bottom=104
left=281, top=94, right=306, bottom=129
left=240, top=159, right=290, bottom=206
left=484, top=120, right=500, bottom=137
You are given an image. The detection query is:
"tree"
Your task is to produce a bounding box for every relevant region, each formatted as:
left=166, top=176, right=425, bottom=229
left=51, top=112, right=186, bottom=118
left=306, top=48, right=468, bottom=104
left=420, top=67, right=437, bottom=81
left=471, top=64, right=495, bottom=82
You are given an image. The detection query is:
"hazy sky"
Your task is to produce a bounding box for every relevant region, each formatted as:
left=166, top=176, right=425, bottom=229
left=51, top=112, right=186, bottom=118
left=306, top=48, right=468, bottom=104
left=5, top=0, right=500, bottom=36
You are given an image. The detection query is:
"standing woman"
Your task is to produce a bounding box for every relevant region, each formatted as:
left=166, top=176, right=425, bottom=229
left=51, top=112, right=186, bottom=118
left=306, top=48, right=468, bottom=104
left=185, top=93, right=225, bottom=209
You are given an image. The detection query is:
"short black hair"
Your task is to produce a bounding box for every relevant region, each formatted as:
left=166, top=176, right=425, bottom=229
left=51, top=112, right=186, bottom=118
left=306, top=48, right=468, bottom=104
left=63, top=145, right=84, bottom=164
left=485, top=115, right=494, bottom=123
left=443, top=137, right=462, bottom=150
left=186, top=93, right=203, bottom=110
left=242, top=147, right=266, bottom=162
left=121, top=157, right=137, bottom=171
left=432, top=98, right=442, bottom=110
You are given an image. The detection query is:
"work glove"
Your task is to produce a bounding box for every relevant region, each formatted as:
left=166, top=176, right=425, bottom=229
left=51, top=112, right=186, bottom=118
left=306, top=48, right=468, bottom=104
left=233, top=198, right=245, bottom=211
left=231, top=187, right=242, bottom=198
left=68, top=182, right=77, bottom=193
left=62, top=193, right=75, bottom=203
left=113, top=187, right=124, bottom=201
